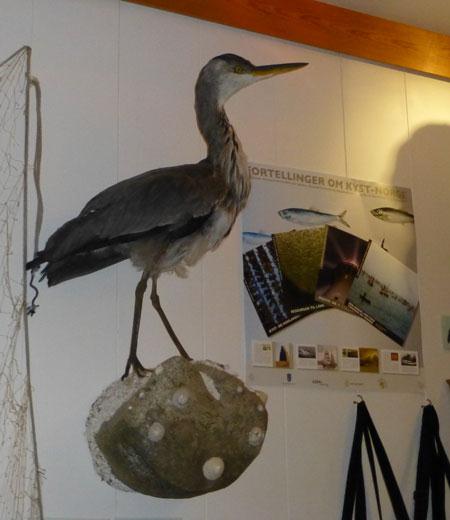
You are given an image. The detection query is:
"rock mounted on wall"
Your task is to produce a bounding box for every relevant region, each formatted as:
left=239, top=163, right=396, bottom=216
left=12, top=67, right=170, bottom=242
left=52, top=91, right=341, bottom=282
left=86, top=356, right=268, bottom=498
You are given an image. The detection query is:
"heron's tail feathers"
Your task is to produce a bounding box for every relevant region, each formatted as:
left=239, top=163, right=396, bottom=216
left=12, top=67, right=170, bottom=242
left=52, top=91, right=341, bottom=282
left=44, top=248, right=127, bottom=286
left=26, top=246, right=127, bottom=286
left=26, top=251, right=46, bottom=271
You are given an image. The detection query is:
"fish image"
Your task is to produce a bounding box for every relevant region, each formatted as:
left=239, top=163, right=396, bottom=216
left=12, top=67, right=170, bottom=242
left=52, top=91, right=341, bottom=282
left=242, top=231, right=272, bottom=246
left=278, top=208, right=350, bottom=228
left=370, top=207, right=414, bottom=224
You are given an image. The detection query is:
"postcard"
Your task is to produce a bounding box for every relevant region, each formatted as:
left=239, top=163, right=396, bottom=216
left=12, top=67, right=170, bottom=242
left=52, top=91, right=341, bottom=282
left=339, top=347, right=360, bottom=372
left=400, top=351, right=419, bottom=375
left=295, top=345, right=318, bottom=370
left=381, top=350, right=401, bottom=374
left=273, top=227, right=327, bottom=297
left=317, top=345, right=338, bottom=370
left=243, top=241, right=304, bottom=336
left=251, top=340, right=274, bottom=367
left=315, top=226, right=370, bottom=312
left=359, top=347, right=379, bottom=373
left=272, top=228, right=328, bottom=315
left=347, top=243, right=418, bottom=346
left=274, top=343, right=293, bottom=368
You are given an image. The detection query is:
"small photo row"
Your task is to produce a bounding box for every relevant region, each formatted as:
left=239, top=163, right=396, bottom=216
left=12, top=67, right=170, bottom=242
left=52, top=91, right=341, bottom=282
left=251, top=340, right=419, bottom=375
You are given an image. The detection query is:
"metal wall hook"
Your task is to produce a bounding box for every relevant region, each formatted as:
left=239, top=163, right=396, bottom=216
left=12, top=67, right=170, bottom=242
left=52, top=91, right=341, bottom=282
left=353, top=394, right=364, bottom=404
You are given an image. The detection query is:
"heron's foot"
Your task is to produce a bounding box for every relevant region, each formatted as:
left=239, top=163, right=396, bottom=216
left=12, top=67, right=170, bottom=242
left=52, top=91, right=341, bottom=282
left=121, top=355, right=151, bottom=380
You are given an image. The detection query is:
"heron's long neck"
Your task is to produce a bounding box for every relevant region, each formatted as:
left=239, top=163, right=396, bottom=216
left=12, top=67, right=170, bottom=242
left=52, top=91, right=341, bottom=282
left=196, top=99, right=250, bottom=210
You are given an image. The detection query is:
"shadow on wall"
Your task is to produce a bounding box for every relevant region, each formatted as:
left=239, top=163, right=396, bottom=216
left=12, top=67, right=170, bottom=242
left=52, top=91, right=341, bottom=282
left=387, top=123, right=450, bottom=480
left=394, top=123, right=450, bottom=209
left=394, top=124, right=450, bottom=404
left=391, top=123, right=450, bottom=270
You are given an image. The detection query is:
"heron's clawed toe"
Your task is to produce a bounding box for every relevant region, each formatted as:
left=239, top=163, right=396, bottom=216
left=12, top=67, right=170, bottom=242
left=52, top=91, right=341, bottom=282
left=135, top=364, right=152, bottom=378
left=121, top=355, right=150, bottom=380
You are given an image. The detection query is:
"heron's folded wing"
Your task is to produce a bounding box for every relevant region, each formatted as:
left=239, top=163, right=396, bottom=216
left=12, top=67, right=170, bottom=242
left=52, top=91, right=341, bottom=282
left=45, top=160, right=224, bottom=261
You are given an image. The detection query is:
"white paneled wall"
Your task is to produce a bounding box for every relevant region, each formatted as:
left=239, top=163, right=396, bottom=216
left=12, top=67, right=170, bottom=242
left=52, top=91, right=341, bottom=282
left=29, top=1, right=120, bottom=518
left=341, top=59, right=410, bottom=183
left=1, top=1, right=450, bottom=518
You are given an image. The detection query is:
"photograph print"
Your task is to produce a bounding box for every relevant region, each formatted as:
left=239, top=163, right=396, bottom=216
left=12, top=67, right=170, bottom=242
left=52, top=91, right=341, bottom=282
left=347, top=243, right=418, bottom=345
left=315, top=226, right=370, bottom=310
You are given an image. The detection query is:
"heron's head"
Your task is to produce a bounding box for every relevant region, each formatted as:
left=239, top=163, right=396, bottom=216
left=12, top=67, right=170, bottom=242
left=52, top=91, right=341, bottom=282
left=279, top=208, right=293, bottom=219
left=370, top=208, right=384, bottom=218
left=196, top=54, right=308, bottom=106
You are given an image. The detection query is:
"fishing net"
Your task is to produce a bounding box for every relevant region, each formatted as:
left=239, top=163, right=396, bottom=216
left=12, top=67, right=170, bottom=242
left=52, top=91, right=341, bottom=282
left=0, top=46, right=43, bottom=520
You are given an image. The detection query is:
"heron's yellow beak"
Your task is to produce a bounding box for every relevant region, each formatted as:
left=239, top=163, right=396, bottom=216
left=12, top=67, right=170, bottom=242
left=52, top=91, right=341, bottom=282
left=252, top=62, right=308, bottom=77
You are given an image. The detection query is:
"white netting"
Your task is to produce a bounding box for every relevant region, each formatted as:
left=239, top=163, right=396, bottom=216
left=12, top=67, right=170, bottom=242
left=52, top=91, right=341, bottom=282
left=0, top=47, right=43, bottom=520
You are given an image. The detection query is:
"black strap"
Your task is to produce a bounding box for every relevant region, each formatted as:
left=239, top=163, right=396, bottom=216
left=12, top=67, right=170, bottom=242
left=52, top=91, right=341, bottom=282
left=342, top=401, right=410, bottom=520
left=342, top=403, right=366, bottom=519
left=414, top=404, right=450, bottom=520
left=363, top=425, right=383, bottom=519
left=364, top=404, right=410, bottom=519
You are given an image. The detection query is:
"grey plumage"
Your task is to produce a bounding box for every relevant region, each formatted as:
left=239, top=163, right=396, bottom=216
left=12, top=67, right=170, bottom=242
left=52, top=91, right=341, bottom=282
left=27, top=54, right=307, bottom=377
left=34, top=160, right=225, bottom=285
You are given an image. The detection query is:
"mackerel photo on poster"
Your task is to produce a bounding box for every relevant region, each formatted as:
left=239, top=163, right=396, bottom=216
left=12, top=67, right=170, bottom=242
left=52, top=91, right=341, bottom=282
left=242, top=162, right=422, bottom=390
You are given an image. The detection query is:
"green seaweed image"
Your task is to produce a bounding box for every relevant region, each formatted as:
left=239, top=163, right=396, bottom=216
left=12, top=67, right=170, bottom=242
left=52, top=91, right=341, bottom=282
left=273, top=227, right=327, bottom=296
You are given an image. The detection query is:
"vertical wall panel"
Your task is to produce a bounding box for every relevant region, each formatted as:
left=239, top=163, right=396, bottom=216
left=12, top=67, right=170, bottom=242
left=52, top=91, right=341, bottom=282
left=0, top=0, right=32, bottom=52
left=207, top=387, right=290, bottom=520
left=341, top=58, right=410, bottom=184
left=274, top=46, right=347, bottom=176
left=28, top=0, right=120, bottom=518
left=404, top=73, right=450, bottom=445
left=285, top=391, right=356, bottom=519
left=116, top=4, right=207, bottom=518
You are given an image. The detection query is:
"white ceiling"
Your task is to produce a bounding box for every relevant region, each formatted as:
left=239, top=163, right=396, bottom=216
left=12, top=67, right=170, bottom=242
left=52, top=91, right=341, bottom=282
left=321, top=0, right=450, bottom=35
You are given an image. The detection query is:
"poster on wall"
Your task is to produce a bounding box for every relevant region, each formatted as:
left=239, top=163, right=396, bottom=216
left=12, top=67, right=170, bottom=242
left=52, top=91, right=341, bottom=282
left=243, top=162, right=423, bottom=393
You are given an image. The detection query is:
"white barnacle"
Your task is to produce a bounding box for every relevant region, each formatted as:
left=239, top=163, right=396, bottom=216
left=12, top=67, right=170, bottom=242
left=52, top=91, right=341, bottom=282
left=172, top=387, right=190, bottom=408
left=138, top=391, right=145, bottom=399
left=202, top=457, right=225, bottom=481
left=236, top=385, right=244, bottom=394
left=248, top=426, right=265, bottom=446
left=200, top=371, right=221, bottom=400
left=148, top=422, right=165, bottom=442
left=257, top=404, right=265, bottom=412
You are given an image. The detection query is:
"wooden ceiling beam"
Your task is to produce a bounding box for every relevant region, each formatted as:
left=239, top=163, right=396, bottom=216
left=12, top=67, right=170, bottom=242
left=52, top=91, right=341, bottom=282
left=123, top=0, right=450, bottom=80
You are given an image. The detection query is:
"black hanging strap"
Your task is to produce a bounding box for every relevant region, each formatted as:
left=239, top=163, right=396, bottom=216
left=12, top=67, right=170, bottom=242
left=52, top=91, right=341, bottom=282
left=342, top=401, right=410, bottom=520
left=414, top=404, right=450, bottom=520
left=342, top=403, right=366, bottom=519
left=363, top=425, right=383, bottom=519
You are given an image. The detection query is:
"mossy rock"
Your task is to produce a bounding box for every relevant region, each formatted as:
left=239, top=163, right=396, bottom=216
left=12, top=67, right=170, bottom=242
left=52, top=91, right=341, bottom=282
left=86, top=356, right=268, bottom=498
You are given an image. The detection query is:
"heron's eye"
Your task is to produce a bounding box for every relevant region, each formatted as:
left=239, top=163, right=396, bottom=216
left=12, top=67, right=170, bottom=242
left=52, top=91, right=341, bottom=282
left=233, top=66, right=245, bottom=74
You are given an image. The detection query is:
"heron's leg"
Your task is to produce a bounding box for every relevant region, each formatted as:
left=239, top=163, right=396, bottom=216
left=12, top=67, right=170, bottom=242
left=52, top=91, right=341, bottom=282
left=122, top=271, right=151, bottom=380
left=150, top=276, right=192, bottom=360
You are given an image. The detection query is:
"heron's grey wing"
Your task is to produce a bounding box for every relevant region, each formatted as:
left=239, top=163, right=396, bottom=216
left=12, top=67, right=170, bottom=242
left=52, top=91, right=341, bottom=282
left=44, top=159, right=224, bottom=261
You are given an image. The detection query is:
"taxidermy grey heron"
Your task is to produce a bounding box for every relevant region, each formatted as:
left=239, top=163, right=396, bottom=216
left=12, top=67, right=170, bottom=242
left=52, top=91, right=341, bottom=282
left=27, top=54, right=307, bottom=379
